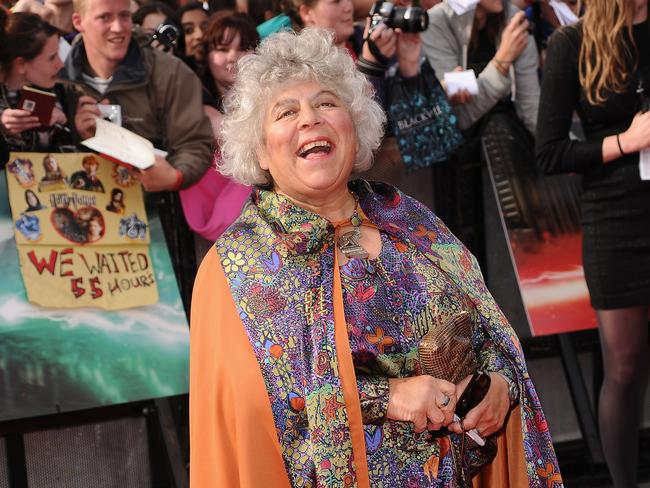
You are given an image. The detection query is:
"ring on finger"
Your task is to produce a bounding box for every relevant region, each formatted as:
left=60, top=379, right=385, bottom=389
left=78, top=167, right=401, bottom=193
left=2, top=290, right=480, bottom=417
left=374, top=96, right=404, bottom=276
left=439, top=394, right=450, bottom=408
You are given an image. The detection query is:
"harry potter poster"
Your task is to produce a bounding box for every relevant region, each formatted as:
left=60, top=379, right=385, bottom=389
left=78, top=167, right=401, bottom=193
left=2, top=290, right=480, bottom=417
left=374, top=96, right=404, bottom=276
left=6, top=153, right=157, bottom=310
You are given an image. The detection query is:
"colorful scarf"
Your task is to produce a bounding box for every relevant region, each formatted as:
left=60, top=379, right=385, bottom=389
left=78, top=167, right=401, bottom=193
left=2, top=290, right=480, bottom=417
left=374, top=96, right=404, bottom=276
left=215, top=180, right=562, bottom=487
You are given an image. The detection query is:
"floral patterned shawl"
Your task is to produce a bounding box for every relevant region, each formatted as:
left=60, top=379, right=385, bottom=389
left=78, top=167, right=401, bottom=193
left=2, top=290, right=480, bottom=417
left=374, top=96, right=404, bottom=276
left=208, top=180, right=562, bottom=487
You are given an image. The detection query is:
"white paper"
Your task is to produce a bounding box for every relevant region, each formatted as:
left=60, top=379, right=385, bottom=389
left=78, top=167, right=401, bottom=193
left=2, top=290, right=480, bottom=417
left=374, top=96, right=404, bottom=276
left=640, top=148, right=650, bottom=180
left=443, top=70, right=479, bottom=97
left=446, top=0, right=480, bottom=16
left=453, top=414, right=485, bottom=446
left=81, top=118, right=155, bottom=170
left=549, top=0, right=579, bottom=26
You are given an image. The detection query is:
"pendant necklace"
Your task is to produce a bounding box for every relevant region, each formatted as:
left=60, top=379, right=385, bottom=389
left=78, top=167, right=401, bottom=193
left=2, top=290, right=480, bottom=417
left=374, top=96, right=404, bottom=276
left=338, top=193, right=369, bottom=259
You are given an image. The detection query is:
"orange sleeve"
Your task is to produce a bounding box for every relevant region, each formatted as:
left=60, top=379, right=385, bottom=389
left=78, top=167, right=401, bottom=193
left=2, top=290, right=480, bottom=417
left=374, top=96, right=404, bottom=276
left=189, top=247, right=292, bottom=488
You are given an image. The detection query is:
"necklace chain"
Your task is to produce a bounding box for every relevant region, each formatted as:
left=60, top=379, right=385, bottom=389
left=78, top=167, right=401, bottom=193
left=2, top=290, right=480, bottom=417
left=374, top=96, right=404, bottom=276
left=338, top=192, right=369, bottom=259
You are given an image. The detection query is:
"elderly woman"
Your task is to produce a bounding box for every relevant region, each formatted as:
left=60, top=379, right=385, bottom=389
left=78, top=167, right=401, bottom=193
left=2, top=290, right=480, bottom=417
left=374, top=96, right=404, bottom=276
left=190, top=29, right=561, bottom=487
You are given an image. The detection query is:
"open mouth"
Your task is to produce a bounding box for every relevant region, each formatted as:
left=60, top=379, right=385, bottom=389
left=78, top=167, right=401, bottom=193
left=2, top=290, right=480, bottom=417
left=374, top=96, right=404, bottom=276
left=297, top=140, right=333, bottom=158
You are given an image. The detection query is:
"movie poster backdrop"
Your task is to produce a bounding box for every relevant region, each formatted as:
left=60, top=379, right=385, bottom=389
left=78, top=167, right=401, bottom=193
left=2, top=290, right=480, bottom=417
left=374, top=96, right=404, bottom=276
left=1, top=157, right=189, bottom=422
left=483, top=136, right=597, bottom=337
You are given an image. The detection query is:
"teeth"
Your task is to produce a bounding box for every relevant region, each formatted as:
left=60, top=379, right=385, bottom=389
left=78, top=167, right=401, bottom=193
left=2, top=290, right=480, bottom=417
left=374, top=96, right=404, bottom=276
left=298, top=140, right=331, bottom=157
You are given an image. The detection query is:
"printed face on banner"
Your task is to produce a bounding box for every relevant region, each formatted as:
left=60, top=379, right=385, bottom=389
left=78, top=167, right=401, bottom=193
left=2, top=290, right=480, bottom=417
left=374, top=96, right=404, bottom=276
left=6, top=153, right=158, bottom=310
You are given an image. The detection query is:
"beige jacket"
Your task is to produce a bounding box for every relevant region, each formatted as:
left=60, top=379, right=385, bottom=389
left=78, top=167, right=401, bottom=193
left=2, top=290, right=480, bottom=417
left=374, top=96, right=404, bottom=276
left=59, top=34, right=212, bottom=188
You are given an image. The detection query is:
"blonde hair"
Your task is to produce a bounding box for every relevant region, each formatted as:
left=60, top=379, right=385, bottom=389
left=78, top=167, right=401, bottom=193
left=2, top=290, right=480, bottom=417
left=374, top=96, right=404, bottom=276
left=579, top=0, right=637, bottom=106
left=72, top=0, right=85, bottom=14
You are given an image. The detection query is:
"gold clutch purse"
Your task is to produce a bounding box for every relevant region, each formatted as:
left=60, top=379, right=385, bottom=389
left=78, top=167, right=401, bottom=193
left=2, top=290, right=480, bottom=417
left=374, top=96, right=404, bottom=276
left=417, top=311, right=477, bottom=383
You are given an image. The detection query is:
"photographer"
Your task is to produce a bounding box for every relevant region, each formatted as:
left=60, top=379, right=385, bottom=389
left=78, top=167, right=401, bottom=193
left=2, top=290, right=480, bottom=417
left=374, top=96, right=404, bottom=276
left=276, top=0, right=428, bottom=100
left=59, top=0, right=212, bottom=193
left=174, top=2, right=210, bottom=73
left=0, top=10, right=72, bottom=152
left=133, top=2, right=175, bottom=38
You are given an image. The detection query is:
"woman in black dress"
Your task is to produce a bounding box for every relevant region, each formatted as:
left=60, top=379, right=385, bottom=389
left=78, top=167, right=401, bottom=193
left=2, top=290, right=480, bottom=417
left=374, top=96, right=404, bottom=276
left=536, top=1, right=650, bottom=486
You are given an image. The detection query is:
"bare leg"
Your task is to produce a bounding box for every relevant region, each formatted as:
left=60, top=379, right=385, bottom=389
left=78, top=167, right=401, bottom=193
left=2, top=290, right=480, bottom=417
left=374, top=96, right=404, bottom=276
left=596, top=306, right=649, bottom=488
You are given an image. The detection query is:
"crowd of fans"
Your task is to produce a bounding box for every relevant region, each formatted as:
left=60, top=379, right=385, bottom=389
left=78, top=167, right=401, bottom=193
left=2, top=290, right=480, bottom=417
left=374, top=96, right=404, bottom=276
left=0, top=0, right=581, bottom=204
left=1, top=0, right=648, bottom=486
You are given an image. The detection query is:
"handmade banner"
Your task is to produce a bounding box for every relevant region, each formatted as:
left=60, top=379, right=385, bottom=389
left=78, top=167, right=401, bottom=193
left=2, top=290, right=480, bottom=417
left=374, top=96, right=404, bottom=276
left=6, top=152, right=157, bottom=310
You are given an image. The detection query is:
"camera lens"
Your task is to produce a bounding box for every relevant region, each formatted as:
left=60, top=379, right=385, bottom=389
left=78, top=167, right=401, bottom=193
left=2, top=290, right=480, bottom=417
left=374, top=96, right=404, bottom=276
left=387, top=5, right=429, bottom=33
left=154, top=23, right=179, bottom=49
left=403, top=6, right=429, bottom=32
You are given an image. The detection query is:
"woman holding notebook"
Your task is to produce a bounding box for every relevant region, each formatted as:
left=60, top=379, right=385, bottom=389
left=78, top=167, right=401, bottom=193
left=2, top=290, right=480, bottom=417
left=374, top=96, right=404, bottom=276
left=0, top=10, right=70, bottom=152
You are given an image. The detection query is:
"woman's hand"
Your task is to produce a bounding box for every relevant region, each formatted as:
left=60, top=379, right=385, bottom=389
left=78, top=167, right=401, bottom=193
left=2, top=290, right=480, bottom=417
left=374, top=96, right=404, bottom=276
left=442, top=67, right=473, bottom=105
left=362, top=20, right=397, bottom=64
left=396, top=30, right=422, bottom=78
left=619, top=111, right=650, bottom=154
left=493, top=11, right=529, bottom=72
left=1, top=108, right=41, bottom=135
left=447, top=372, right=511, bottom=438
left=387, top=376, right=457, bottom=432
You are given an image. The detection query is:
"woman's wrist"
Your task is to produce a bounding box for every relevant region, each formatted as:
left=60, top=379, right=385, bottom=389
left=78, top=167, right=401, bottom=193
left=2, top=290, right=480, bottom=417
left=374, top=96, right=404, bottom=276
left=357, top=56, right=388, bottom=77
left=492, top=57, right=511, bottom=76
left=617, top=131, right=631, bottom=155
left=491, top=372, right=518, bottom=405
left=398, top=59, right=420, bottom=78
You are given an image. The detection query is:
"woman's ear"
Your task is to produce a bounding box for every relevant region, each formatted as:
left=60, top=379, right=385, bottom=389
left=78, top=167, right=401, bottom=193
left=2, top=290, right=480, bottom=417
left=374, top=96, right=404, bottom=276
left=256, top=146, right=270, bottom=171
left=298, top=4, right=314, bottom=26
left=13, top=57, right=26, bottom=76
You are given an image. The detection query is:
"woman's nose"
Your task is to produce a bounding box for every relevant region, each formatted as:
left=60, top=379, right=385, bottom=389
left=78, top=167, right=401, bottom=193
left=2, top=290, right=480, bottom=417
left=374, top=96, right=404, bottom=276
left=298, top=105, right=321, bottom=128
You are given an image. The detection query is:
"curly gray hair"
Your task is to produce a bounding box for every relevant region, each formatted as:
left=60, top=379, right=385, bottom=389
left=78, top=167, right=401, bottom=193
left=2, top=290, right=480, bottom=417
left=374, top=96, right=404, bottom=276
left=218, top=28, right=387, bottom=186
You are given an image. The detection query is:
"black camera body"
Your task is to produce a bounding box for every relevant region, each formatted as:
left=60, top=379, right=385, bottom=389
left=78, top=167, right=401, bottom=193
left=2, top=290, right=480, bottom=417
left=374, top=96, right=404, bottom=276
left=151, top=23, right=180, bottom=51
left=368, top=1, right=429, bottom=34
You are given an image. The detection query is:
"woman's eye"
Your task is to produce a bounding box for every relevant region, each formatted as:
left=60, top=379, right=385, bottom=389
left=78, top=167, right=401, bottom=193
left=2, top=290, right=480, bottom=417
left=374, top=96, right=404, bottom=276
left=277, top=109, right=295, bottom=119
left=319, top=101, right=336, bottom=108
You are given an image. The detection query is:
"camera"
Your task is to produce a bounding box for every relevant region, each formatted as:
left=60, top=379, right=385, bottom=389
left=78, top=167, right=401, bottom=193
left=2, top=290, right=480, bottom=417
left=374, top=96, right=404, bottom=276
left=151, top=22, right=180, bottom=51
left=368, top=1, right=429, bottom=34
